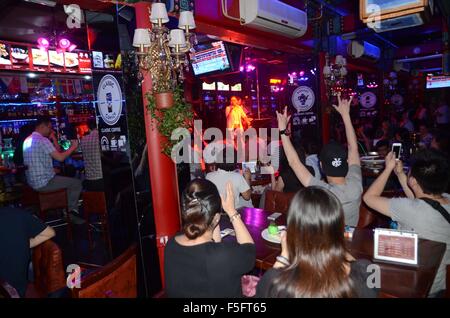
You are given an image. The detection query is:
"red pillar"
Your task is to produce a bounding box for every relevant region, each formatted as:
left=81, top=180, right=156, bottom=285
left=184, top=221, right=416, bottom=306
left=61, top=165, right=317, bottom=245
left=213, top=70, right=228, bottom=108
left=319, top=52, right=330, bottom=144
left=135, top=2, right=181, bottom=288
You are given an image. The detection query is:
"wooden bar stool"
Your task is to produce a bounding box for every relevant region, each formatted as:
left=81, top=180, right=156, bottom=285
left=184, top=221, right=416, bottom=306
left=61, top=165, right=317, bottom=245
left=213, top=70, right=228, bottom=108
left=20, top=184, right=39, bottom=211
left=82, top=191, right=112, bottom=257
left=38, top=189, right=73, bottom=242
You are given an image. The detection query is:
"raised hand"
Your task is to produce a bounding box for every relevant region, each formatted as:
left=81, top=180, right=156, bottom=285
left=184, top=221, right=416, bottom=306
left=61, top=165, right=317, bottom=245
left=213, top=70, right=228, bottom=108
left=332, top=92, right=353, bottom=117
left=385, top=151, right=396, bottom=171
left=276, top=106, right=291, bottom=131
left=220, top=182, right=236, bottom=216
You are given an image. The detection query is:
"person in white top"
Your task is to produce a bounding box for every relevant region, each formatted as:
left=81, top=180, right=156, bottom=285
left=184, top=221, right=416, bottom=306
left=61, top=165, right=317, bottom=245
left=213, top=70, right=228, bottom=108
left=206, top=147, right=253, bottom=209
left=226, top=96, right=252, bottom=131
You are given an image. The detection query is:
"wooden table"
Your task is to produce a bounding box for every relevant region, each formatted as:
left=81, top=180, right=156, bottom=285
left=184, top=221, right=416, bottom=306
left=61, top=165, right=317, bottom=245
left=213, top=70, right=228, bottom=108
left=222, top=207, right=446, bottom=298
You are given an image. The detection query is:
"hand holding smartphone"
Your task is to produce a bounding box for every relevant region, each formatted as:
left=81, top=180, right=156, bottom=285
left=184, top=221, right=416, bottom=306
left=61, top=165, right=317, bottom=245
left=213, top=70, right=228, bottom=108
left=392, top=143, right=402, bottom=160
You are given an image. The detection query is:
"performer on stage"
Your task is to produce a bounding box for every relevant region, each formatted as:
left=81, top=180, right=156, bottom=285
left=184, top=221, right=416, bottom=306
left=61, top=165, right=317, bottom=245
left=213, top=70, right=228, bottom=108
left=226, top=96, right=252, bottom=130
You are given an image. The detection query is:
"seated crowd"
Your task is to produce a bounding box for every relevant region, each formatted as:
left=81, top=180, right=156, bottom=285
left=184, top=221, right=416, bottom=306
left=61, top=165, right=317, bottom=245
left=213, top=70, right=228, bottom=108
left=164, top=94, right=449, bottom=298
left=1, top=97, right=448, bottom=298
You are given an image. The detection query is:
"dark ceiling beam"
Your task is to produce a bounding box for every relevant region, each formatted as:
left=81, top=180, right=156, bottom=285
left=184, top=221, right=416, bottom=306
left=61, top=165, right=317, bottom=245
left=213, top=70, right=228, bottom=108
left=312, top=0, right=350, bottom=16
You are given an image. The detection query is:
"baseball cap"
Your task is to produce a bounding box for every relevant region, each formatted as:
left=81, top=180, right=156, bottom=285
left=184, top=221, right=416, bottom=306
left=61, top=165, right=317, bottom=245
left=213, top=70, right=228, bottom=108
left=319, top=141, right=348, bottom=177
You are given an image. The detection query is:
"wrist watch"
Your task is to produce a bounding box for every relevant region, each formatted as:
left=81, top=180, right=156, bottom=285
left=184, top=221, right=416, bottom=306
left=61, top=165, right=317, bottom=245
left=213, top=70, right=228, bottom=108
left=280, top=128, right=290, bottom=136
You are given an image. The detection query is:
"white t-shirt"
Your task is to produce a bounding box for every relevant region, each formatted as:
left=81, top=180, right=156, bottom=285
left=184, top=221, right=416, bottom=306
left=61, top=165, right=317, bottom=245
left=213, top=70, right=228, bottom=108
left=389, top=194, right=450, bottom=295
left=309, top=165, right=363, bottom=227
left=206, top=169, right=251, bottom=208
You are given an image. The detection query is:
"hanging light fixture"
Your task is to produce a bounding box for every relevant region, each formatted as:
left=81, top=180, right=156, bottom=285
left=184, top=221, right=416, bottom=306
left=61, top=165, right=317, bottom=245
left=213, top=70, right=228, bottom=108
left=37, top=36, right=76, bottom=53
left=133, top=3, right=197, bottom=93
left=322, top=53, right=348, bottom=97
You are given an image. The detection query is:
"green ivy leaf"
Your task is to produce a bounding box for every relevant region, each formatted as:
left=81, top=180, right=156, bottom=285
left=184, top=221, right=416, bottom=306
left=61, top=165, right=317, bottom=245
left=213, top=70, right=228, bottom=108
left=146, top=86, right=194, bottom=156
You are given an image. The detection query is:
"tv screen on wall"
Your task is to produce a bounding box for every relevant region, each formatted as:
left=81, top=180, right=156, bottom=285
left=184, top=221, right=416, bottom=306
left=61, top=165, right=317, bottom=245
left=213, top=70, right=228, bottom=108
left=426, top=76, right=450, bottom=89
left=190, top=41, right=231, bottom=76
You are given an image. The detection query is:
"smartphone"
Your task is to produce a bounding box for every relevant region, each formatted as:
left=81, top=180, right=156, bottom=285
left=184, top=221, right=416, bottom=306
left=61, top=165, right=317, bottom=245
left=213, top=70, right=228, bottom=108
left=267, top=212, right=282, bottom=221
left=392, top=143, right=402, bottom=160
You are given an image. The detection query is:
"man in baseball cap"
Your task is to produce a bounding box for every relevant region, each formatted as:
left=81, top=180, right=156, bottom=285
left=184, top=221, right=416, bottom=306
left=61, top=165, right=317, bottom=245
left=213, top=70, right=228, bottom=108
left=277, top=93, right=363, bottom=226
left=319, top=141, right=349, bottom=178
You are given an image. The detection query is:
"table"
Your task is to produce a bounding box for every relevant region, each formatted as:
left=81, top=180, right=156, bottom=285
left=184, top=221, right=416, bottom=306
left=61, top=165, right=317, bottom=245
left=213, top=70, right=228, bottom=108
left=222, top=207, right=446, bottom=298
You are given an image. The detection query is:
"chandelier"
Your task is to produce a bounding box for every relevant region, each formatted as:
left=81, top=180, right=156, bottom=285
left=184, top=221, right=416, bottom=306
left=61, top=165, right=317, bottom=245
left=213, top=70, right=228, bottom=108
left=133, top=2, right=197, bottom=93
left=322, top=53, right=348, bottom=97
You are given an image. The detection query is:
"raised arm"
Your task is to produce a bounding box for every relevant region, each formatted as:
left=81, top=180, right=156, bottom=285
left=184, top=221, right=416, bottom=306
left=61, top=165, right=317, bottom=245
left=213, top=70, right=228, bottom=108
left=333, top=94, right=360, bottom=166
left=48, top=131, right=62, bottom=152
left=363, top=152, right=396, bottom=217
left=50, top=140, right=79, bottom=162
left=276, top=107, right=313, bottom=186
left=221, top=182, right=254, bottom=245
left=393, top=160, right=415, bottom=199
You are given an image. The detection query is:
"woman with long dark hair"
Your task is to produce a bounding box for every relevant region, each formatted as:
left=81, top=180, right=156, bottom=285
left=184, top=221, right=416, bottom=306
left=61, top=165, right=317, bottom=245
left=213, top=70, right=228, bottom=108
left=164, top=179, right=255, bottom=298
left=256, top=186, right=378, bottom=298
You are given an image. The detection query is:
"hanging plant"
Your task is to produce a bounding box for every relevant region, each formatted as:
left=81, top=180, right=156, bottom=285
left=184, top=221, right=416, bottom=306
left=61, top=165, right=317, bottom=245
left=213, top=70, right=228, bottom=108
left=146, top=86, right=194, bottom=156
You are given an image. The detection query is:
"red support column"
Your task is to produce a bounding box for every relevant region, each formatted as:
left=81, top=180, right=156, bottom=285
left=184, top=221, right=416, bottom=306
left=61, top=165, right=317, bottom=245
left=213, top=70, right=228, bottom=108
left=135, top=2, right=181, bottom=287
left=319, top=52, right=330, bottom=144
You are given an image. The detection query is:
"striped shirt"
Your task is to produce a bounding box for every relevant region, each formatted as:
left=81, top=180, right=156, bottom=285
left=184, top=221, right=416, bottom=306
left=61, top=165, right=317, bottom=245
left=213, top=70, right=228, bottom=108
left=80, top=129, right=103, bottom=180
left=23, top=132, right=56, bottom=189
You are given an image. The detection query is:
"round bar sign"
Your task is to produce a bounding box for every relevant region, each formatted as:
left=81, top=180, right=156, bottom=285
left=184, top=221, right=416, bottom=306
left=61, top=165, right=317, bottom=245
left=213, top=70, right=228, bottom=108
left=291, top=86, right=315, bottom=112
left=97, top=74, right=123, bottom=126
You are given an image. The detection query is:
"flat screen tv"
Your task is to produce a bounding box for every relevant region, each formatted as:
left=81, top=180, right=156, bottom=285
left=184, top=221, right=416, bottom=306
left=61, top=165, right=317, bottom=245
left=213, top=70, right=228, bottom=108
left=426, top=76, right=450, bottom=89
left=190, top=41, right=231, bottom=76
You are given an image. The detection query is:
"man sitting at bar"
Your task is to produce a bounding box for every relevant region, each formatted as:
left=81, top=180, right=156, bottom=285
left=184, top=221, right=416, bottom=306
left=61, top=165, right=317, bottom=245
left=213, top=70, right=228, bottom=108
left=276, top=93, right=363, bottom=227
left=80, top=119, right=103, bottom=191
left=23, top=116, right=82, bottom=214
left=364, top=149, right=450, bottom=297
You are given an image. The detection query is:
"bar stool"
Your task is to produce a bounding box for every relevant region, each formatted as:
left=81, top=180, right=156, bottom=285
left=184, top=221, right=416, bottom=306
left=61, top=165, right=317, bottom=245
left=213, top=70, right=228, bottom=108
left=82, top=191, right=112, bottom=257
left=38, top=189, right=73, bottom=242
left=20, top=184, right=39, bottom=210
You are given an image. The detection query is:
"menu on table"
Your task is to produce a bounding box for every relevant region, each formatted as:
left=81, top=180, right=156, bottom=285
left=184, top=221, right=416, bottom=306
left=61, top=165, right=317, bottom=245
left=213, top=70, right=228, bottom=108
left=374, top=228, right=418, bottom=265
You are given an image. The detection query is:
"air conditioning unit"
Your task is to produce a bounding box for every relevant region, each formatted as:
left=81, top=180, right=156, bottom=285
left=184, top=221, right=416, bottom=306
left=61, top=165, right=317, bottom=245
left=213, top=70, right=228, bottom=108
left=239, top=0, right=307, bottom=38
left=348, top=41, right=381, bottom=62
